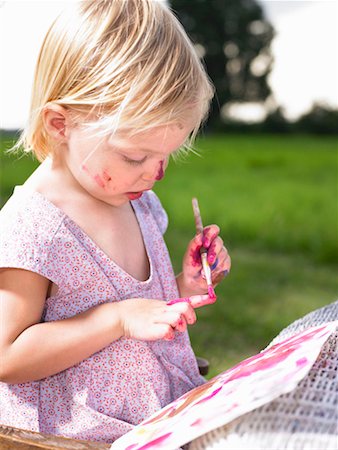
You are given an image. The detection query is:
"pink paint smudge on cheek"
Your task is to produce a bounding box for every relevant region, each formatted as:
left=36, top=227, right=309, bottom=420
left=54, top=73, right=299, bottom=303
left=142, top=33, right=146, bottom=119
left=102, top=170, right=111, bottom=182
left=155, top=160, right=165, bottom=181
left=81, top=163, right=89, bottom=173
left=81, top=164, right=106, bottom=189
left=93, top=174, right=105, bottom=188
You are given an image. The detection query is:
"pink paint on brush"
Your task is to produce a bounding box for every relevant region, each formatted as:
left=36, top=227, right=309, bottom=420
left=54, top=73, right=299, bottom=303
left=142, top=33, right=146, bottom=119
left=155, top=160, right=165, bottom=180
left=128, top=432, right=172, bottom=450
left=208, top=285, right=217, bottom=301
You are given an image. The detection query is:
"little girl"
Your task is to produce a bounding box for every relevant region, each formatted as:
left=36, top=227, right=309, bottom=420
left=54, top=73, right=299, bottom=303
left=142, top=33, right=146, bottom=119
left=0, top=0, right=230, bottom=443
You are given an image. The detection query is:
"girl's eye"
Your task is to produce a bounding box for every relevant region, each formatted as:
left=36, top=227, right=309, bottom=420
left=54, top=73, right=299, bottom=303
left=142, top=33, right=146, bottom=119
left=122, top=155, right=147, bottom=166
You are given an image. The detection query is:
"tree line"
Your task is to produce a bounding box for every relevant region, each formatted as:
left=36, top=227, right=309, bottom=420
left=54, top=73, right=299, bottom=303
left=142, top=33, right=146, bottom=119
left=170, top=0, right=338, bottom=134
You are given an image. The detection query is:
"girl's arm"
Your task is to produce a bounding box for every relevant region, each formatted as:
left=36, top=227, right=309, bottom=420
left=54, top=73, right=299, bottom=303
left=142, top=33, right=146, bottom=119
left=0, top=268, right=124, bottom=384
left=0, top=268, right=197, bottom=384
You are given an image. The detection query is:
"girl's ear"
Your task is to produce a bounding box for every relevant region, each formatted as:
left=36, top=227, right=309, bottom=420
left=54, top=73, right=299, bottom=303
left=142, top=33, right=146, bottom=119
left=42, top=104, right=69, bottom=142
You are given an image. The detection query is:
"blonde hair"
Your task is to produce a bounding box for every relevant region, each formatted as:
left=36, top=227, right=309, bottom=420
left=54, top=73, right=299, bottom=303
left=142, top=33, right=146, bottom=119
left=18, top=0, right=214, bottom=161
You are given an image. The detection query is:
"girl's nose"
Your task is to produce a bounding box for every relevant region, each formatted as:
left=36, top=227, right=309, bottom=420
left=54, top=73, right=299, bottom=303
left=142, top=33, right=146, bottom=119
left=142, top=159, right=167, bottom=182
left=155, top=160, right=165, bottom=181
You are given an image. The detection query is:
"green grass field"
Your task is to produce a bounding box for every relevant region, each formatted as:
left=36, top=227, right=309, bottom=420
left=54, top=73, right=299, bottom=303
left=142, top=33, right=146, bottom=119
left=1, top=132, right=337, bottom=376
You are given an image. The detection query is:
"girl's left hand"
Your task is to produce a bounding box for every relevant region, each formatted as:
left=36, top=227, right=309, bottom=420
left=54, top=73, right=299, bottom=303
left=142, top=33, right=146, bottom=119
left=180, top=224, right=231, bottom=295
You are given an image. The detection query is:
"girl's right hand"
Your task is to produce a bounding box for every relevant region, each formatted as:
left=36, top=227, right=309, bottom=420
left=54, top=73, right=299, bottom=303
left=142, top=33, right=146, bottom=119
left=117, top=297, right=205, bottom=341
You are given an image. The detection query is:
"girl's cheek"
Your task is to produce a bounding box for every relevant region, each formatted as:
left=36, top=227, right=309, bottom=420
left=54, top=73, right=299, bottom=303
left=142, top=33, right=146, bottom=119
left=81, top=164, right=109, bottom=189
left=102, top=170, right=112, bottom=182
left=93, top=174, right=105, bottom=188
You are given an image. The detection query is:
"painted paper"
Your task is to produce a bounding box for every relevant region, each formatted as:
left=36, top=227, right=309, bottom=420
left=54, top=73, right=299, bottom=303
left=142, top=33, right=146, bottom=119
left=111, top=321, right=338, bottom=450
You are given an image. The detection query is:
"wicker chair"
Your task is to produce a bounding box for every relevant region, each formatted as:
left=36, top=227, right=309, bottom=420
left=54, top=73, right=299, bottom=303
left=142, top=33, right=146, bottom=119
left=0, top=425, right=110, bottom=450
left=190, top=301, right=338, bottom=450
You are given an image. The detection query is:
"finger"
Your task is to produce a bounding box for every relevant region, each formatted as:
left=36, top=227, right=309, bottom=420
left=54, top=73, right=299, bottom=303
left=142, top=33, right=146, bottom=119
left=219, top=250, right=231, bottom=273
left=207, top=236, right=224, bottom=265
left=166, top=300, right=197, bottom=325
left=174, top=315, right=187, bottom=332
left=167, top=297, right=191, bottom=306
left=160, top=309, right=184, bottom=328
left=142, top=323, right=175, bottom=341
left=188, top=294, right=216, bottom=309
left=189, top=233, right=203, bottom=268
left=167, top=294, right=217, bottom=311
left=212, top=253, right=231, bottom=284
left=202, top=225, right=220, bottom=249
left=163, top=325, right=175, bottom=341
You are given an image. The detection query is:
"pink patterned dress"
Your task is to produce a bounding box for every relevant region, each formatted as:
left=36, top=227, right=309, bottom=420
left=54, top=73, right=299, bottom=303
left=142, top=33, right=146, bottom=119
left=0, top=187, right=204, bottom=443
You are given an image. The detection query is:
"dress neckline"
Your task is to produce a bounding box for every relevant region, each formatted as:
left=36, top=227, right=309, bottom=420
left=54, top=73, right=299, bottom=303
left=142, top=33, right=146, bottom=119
left=16, top=186, right=154, bottom=285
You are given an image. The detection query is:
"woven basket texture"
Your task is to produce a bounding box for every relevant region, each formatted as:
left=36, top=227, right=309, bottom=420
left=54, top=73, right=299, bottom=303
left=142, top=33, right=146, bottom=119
left=189, top=300, right=338, bottom=450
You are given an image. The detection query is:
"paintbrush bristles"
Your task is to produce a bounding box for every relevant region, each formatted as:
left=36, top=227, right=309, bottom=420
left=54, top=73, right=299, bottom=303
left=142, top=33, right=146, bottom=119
left=192, top=197, right=204, bottom=235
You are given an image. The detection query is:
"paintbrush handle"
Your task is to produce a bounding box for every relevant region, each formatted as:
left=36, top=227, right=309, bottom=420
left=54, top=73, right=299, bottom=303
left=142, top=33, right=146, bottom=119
left=192, top=197, right=204, bottom=235
left=192, top=198, right=212, bottom=286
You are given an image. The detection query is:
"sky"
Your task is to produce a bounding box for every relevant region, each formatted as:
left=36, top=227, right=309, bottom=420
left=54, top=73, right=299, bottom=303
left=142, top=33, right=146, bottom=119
left=260, top=0, right=338, bottom=120
left=0, top=0, right=337, bottom=129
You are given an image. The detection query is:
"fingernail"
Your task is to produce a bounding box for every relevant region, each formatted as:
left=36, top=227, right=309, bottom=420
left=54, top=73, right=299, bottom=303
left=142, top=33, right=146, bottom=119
left=208, top=252, right=215, bottom=264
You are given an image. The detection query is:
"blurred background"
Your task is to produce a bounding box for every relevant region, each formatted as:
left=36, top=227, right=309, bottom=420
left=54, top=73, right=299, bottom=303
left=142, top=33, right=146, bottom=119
left=1, top=0, right=337, bottom=376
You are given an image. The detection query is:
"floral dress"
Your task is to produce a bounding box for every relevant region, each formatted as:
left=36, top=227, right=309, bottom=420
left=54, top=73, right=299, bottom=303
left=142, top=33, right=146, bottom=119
left=0, top=187, right=204, bottom=443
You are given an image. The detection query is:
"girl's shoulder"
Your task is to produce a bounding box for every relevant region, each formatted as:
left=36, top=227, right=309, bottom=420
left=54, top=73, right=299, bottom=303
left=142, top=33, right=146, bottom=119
left=0, top=187, right=66, bottom=278
left=1, top=186, right=65, bottom=237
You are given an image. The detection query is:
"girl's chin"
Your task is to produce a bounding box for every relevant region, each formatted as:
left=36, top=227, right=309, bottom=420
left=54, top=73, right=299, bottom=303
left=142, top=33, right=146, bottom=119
left=126, top=192, right=143, bottom=200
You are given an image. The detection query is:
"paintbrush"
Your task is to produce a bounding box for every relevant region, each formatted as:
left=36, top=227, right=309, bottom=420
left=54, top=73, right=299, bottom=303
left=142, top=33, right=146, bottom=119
left=192, top=198, right=216, bottom=300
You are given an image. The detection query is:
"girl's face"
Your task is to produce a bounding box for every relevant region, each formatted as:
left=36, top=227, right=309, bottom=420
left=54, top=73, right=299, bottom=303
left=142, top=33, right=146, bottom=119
left=62, top=121, right=195, bottom=206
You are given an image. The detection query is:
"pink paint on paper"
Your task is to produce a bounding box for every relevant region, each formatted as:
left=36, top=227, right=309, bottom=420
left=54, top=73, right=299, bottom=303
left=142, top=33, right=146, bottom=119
left=191, top=418, right=203, bottom=427
left=296, top=357, right=308, bottom=367
left=195, top=386, right=223, bottom=405
left=129, top=432, right=172, bottom=450
left=111, top=321, right=338, bottom=450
